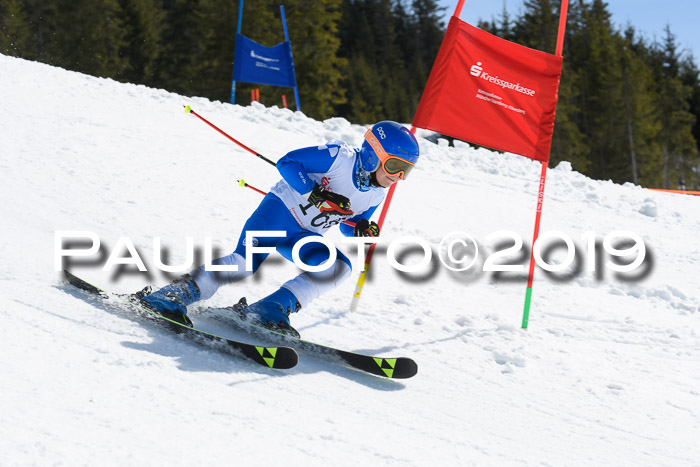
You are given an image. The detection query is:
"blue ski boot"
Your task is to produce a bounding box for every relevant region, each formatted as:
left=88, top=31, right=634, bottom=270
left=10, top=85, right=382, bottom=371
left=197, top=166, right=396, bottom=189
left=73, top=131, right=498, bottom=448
left=232, top=287, right=301, bottom=338
left=139, top=274, right=200, bottom=327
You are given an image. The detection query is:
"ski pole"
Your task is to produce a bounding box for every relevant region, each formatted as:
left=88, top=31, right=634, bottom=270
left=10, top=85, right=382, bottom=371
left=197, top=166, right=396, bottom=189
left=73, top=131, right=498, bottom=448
left=237, top=179, right=267, bottom=196
left=237, top=179, right=356, bottom=228
left=184, top=105, right=277, bottom=167
left=349, top=183, right=396, bottom=311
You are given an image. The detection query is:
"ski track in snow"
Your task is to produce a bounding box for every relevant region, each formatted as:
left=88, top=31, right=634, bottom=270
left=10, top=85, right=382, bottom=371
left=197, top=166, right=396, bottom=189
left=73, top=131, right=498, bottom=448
left=1, top=54, right=700, bottom=466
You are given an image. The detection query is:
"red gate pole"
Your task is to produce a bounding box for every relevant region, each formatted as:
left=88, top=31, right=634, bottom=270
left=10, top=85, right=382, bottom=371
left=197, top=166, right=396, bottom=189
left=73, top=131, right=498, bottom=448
left=521, top=0, right=569, bottom=328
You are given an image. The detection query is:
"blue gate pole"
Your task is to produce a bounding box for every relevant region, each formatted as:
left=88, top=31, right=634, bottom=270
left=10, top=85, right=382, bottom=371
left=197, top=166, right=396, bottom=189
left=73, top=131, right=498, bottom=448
left=280, top=5, right=301, bottom=111
left=230, top=0, right=245, bottom=105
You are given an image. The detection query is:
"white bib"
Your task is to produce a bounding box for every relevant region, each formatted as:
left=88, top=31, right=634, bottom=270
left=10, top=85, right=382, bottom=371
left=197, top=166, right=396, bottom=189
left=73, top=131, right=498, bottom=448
left=270, top=141, right=386, bottom=234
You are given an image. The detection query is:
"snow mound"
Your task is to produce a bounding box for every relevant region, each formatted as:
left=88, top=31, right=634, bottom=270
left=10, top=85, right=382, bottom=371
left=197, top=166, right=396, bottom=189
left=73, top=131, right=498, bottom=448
left=1, top=54, right=700, bottom=465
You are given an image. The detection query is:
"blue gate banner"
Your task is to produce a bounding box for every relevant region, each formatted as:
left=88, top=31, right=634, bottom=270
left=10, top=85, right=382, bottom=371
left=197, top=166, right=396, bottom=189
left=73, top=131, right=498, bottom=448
left=232, top=34, right=296, bottom=88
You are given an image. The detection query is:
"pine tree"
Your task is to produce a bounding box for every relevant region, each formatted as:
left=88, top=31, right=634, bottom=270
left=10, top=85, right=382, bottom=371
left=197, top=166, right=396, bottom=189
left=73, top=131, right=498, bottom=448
left=0, top=0, right=32, bottom=58
left=187, top=0, right=244, bottom=103
left=276, top=0, right=347, bottom=118
left=618, top=27, right=661, bottom=186
left=551, top=61, right=590, bottom=173
left=651, top=26, right=697, bottom=189
left=497, top=3, right=514, bottom=42
left=576, top=0, right=631, bottom=181
left=680, top=52, right=700, bottom=187
left=512, top=0, right=557, bottom=53
left=336, top=0, right=445, bottom=123
left=120, top=0, right=166, bottom=86
left=14, top=1, right=60, bottom=64
left=411, top=0, right=445, bottom=79
left=393, top=0, right=421, bottom=112
left=44, top=0, right=130, bottom=79
left=343, top=53, right=384, bottom=122
left=151, top=0, right=201, bottom=95
left=337, top=0, right=397, bottom=122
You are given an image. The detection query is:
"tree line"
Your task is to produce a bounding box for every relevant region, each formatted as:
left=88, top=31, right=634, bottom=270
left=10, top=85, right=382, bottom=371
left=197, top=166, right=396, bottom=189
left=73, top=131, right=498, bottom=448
left=481, top=0, right=699, bottom=189
left=1, top=0, right=698, bottom=189
left=0, top=0, right=444, bottom=122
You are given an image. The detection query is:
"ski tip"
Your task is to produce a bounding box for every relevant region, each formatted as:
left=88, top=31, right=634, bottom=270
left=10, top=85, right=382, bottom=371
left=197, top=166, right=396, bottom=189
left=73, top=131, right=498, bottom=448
left=372, top=357, right=418, bottom=379
left=62, top=270, right=109, bottom=298
left=254, top=346, right=298, bottom=370
left=274, top=349, right=299, bottom=369
left=342, top=354, right=418, bottom=379
left=63, top=269, right=83, bottom=286
left=393, top=358, right=418, bottom=379
left=184, top=104, right=192, bottom=114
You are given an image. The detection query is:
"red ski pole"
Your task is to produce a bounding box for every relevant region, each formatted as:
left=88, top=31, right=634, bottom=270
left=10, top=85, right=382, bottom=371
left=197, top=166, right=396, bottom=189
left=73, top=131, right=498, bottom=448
left=237, top=179, right=267, bottom=196
left=184, top=105, right=277, bottom=167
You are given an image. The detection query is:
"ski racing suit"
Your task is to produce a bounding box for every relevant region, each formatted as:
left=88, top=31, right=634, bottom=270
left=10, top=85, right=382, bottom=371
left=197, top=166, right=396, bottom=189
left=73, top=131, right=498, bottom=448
left=191, top=140, right=387, bottom=308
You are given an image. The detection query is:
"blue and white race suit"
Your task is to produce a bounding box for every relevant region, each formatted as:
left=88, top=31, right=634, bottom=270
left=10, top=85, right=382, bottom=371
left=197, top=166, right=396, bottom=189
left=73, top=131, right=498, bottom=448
left=193, top=141, right=386, bottom=307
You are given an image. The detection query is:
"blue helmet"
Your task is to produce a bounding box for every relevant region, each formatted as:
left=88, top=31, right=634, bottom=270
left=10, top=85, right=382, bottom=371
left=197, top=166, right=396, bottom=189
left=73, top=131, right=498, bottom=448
left=359, top=121, right=419, bottom=179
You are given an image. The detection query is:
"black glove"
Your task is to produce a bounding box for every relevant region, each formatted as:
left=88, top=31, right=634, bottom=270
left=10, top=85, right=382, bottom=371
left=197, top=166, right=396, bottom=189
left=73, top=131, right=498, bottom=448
left=308, top=183, right=353, bottom=215
left=353, top=219, right=380, bottom=237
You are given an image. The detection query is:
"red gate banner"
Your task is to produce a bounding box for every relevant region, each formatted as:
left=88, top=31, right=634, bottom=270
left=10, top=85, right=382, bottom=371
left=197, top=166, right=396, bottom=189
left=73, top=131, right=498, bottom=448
left=412, top=17, right=563, bottom=162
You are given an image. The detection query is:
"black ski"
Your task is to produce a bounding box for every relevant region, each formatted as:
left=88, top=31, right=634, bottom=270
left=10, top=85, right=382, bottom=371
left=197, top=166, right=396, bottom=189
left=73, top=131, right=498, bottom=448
left=199, top=304, right=418, bottom=379
left=62, top=270, right=298, bottom=370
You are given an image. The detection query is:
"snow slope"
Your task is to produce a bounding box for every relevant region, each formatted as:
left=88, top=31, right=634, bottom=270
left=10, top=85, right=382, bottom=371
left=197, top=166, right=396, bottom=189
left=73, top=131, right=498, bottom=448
left=1, top=54, right=699, bottom=466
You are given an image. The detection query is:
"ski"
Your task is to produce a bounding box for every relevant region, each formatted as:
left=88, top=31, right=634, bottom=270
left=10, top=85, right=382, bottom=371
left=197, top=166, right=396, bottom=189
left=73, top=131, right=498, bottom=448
left=199, top=304, right=418, bottom=379
left=62, top=270, right=298, bottom=370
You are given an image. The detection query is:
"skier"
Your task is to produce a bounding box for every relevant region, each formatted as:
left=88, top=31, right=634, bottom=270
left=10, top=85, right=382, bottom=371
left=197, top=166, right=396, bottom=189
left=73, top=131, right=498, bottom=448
left=139, top=121, right=420, bottom=336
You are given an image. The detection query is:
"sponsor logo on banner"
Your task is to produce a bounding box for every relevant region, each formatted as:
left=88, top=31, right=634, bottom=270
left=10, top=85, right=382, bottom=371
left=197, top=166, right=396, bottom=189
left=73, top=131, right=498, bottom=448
left=251, top=50, right=279, bottom=63
left=470, top=61, right=483, bottom=77
left=470, top=61, right=536, bottom=97
left=412, top=19, right=563, bottom=160
left=251, top=50, right=281, bottom=71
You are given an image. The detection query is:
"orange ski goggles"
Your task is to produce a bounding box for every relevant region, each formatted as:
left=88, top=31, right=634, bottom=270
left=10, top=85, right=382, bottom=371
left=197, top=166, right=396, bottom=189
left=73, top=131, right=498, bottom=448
left=364, top=128, right=416, bottom=179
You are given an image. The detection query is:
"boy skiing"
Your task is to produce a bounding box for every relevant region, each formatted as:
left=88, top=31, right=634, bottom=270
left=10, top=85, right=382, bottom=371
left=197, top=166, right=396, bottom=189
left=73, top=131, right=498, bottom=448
left=140, top=121, right=420, bottom=336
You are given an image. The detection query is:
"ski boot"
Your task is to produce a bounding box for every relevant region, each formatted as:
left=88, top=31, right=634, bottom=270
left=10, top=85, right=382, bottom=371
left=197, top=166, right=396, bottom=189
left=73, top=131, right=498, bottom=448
left=231, top=287, right=301, bottom=338
left=138, top=274, right=200, bottom=327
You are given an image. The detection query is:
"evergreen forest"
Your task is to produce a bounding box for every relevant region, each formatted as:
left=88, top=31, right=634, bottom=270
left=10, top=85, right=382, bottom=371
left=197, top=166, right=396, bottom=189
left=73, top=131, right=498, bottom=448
left=1, top=0, right=698, bottom=189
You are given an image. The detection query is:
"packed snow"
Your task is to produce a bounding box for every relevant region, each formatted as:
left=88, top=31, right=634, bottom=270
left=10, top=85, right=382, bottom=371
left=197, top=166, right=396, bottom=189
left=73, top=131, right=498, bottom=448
left=1, top=53, right=699, bottom=466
